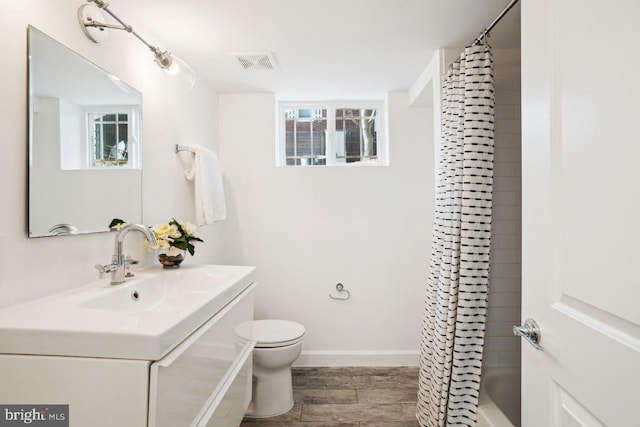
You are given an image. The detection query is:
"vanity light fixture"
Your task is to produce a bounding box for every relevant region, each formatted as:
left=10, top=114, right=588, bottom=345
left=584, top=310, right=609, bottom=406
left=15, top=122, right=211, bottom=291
left=78, top=0, right=195, bottom=91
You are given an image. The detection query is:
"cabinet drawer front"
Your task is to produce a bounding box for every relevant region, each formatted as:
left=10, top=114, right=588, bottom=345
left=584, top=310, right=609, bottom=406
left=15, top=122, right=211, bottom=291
left=149, top=283, right=255, bottom=427
left=196, top=342, right=253, bottom=427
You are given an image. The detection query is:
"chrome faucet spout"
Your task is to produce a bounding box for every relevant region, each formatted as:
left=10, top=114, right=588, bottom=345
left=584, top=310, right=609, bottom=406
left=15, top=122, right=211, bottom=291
left=109, top=224, right=157, bottom=285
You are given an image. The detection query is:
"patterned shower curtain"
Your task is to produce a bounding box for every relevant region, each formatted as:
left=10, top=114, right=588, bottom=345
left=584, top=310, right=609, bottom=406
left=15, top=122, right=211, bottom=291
left=417, top=44, right=495, bottom=427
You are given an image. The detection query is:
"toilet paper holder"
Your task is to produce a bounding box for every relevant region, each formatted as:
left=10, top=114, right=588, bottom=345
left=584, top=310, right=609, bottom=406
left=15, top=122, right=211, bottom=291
left=329, top=283, right=351, bottom=301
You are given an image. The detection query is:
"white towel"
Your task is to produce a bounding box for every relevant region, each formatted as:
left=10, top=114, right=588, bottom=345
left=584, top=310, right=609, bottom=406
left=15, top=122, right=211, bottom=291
left=180, top=145, right=226, bottom=225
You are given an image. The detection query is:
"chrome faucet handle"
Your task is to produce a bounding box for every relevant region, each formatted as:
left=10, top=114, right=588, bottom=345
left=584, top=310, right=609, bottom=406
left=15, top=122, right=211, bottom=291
left=94, top=263, right=106, bottom=279
left=94, top=262, right=116, bottom=279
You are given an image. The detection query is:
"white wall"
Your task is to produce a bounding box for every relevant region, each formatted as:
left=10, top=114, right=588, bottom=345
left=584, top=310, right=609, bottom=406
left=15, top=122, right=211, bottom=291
left=484, top=48, right=522, bottom=368
left=0, top=0, right=222, bottom=307
left=216, top=92, right=434, bottom=365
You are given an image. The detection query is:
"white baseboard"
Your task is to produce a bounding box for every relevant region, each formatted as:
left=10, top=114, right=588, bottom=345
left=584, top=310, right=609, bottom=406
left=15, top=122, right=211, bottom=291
left=293, top=350, right=420, bottom=367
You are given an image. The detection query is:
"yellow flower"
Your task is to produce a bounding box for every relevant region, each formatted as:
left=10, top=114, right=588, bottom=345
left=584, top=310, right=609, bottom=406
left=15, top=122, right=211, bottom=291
left=142, top=220, right=200, bottom=255
left=168, top=224, right=181, bottom=239
left=151, top=224, right=172, bottom=239
left=181, top=222, right=197, bottom=237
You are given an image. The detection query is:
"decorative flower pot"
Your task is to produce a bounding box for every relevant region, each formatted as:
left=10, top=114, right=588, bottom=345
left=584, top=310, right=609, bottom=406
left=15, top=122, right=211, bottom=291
left=158, top=248, right=185, bottom=269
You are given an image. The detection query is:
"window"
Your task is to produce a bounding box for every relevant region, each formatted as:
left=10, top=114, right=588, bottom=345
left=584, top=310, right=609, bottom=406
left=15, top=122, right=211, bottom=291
left=278, top=101, right=386, bottom=166
left=283, top=108, right=327, bottom=166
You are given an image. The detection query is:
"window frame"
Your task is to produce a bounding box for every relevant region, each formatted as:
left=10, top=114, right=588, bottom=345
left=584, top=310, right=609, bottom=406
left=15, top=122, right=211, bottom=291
left=277, top=100, right=387, bottom=167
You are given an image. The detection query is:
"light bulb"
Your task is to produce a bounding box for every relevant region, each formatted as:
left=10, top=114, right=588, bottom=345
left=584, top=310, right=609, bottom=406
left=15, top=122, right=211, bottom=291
left=165, top=61, right=180, bottom=76
left=162, top=54, right=195, bottom=92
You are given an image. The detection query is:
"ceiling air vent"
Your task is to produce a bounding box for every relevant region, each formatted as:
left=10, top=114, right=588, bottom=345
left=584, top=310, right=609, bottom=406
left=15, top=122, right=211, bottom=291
left=231, top=52, right=277, bottom=70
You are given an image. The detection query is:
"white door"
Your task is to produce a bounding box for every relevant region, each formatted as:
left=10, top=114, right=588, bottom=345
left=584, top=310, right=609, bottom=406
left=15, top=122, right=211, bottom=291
left=521, top=0, right=640, bottom=426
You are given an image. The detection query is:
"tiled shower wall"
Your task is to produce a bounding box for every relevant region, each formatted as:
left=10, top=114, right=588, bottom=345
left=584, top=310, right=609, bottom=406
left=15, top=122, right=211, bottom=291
left=484, top=48, right=522, bottom=367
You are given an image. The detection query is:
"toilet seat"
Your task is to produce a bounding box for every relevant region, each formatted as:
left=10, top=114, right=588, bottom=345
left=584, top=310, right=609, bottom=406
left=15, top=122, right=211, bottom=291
left=235, top=320, right=305, bottom=348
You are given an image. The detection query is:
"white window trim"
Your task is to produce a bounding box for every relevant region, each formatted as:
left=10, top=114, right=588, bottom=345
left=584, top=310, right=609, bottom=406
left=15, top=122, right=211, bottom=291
left=277, top=100, right=388, bottom=167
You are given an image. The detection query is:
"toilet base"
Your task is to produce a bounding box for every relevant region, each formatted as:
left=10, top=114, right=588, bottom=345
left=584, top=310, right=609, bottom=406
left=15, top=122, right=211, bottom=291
left=246, top=365, right=295, bottom=418
left=243, top=399, right=294, bottom=419
left=234, top=321, right=305, bottom=419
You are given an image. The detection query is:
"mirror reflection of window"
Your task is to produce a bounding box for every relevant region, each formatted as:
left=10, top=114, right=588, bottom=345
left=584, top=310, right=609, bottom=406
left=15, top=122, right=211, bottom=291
left=89, top=112, right=129, bottom=167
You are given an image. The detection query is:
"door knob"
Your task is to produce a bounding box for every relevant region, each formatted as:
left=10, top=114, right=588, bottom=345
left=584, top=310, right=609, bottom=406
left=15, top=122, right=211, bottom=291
left=513, top=318, right=543, bottom=351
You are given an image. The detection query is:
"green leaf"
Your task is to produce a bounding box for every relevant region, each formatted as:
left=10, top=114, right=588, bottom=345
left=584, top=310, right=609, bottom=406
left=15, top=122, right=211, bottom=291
left=172, top=240, right=188, bottom=251
left=171, top=218, right=187, bottom=235
left=162, top=218, right=203, bottom=255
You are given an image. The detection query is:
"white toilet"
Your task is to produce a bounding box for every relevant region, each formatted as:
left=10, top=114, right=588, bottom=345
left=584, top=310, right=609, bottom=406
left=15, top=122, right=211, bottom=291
left=234, top=319, right=305, bottom=418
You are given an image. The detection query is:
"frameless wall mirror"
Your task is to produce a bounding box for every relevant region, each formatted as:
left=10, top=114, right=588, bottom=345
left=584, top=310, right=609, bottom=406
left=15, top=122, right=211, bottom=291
left=28, top=26, right=143, bottom=237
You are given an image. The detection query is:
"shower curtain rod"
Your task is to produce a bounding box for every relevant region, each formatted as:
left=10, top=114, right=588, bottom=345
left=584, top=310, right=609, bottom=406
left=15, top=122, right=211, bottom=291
left=471, top=0, right=520, bottom=46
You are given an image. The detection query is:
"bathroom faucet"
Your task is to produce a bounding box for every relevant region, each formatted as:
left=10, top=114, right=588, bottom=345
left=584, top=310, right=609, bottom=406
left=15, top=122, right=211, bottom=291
left=96, top=224, right=158, bottom=285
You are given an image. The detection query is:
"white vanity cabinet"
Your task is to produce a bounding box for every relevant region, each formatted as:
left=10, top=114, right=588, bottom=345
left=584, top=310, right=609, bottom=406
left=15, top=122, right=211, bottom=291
left=149, top=283, right=256, bottom=427
left=0, top=274, right=256, bottom=427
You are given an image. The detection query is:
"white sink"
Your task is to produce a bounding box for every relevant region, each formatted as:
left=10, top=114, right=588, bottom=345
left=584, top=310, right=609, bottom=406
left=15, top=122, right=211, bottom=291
left=0, top=264, right=255, bottom=360
left=80, top=270, right=235, bottom=312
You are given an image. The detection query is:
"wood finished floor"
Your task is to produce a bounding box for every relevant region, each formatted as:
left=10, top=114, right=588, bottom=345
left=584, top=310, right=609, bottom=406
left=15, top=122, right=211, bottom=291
left=241, top=367, right=420, bottom=427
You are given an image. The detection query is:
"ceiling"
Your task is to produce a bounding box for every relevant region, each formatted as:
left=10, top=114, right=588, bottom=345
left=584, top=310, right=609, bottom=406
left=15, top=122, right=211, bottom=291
left=114, top=0, right=520, bottom=99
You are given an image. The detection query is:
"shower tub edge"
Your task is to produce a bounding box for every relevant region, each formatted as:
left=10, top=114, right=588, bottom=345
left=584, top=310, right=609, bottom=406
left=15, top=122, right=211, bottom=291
left=477, top=366, right=521, bottom=427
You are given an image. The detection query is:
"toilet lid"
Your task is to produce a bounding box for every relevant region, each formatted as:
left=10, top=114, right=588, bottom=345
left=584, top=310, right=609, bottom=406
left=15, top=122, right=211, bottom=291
left=235, top=320, right=305, bottom=348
